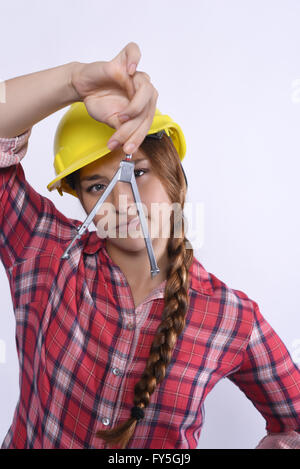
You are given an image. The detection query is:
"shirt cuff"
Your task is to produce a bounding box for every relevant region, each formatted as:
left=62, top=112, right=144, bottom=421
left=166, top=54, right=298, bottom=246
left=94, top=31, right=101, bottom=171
left=0, top=127, right=32, bottom=168
left=255, top=430, right=300, bottom=449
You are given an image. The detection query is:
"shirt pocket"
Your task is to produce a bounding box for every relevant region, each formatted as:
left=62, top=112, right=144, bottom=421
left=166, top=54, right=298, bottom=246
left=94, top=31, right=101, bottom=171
left=10, top=253, right=58, bottom=310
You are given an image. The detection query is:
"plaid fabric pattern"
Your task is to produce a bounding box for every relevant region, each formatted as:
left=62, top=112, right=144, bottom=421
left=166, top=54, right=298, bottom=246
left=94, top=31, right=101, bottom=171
left=0, top=129, right=299, bottom=449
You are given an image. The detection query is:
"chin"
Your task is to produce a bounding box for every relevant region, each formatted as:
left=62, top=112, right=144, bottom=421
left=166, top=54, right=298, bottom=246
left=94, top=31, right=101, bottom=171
left=106, top=235, right=150, bottom=252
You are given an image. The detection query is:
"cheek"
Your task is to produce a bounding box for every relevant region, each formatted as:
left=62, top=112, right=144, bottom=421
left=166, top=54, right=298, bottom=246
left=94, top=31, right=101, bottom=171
left=81, top=194, right=117, bottom=227
left=142, top=183, right=172, bottom=233
left=142, top=179, right=170, bottom=205
left=81, top=195, right=96, bottom=218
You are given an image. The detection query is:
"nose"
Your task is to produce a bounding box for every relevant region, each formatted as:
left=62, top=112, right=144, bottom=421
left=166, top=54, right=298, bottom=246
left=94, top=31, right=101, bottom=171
left=112, top=181, right=137, bottom=217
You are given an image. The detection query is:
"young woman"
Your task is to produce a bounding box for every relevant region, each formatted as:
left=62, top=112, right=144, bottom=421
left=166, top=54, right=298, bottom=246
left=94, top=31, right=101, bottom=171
left=0, top=42, right=300, bottom=450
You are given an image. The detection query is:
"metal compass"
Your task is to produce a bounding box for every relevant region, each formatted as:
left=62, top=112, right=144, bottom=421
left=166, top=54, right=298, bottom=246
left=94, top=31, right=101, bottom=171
left=61, top=153, right=160, bottom=279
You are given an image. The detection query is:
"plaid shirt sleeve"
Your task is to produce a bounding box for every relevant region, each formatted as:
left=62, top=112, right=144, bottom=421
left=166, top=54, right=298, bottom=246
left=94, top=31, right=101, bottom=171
left=227, top=300, right=300, bottom=449
left=0, top=129, right=78, bottom=271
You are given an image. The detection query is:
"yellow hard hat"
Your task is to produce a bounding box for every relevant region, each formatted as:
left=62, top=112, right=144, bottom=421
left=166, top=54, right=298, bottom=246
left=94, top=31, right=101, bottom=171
left=47, top=102, right=186, bottom=198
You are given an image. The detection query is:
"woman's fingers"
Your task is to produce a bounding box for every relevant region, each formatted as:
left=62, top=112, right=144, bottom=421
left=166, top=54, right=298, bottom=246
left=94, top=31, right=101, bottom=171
left=118, top=71, right=153, bottom=121
left=112, top=41, right=142, bottom=77
left=124, top=42, right=142, bottom=76
left=123, top=100, right=157, bottom=153
left=107, top=42, right=142, bottom=102
left=108, top=92, right=158, bottom=154
left=107, top=70, right=158, bottom=151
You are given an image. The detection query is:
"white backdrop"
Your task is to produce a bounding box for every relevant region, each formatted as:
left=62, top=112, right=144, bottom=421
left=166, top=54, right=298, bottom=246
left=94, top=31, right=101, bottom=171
left=0, top=0, right=300, bottom=449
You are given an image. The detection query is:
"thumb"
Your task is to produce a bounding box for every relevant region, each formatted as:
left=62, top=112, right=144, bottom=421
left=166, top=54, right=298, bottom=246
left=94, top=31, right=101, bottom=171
left=111, top=43, right=142, bottom=101
left=114, top=41, right=142, bottom=76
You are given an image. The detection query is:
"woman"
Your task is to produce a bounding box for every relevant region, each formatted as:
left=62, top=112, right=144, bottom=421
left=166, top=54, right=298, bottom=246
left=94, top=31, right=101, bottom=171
left=0, top=42, right=299, bottom=449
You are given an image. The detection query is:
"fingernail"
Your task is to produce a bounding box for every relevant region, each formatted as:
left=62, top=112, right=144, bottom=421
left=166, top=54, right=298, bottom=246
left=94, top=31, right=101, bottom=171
left=124, top=143, right=135, bottom=154
left=128, top=63, right=137, bottom=75
left=119, top=114, right=130, bottom=123
left=107, top=140, right=119, bottom=150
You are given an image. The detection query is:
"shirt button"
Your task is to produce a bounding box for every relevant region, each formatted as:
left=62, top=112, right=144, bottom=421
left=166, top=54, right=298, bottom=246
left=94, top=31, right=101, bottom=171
left=127, top=322, right=134, bottom=329
left=112, top=367, right=121, bottom=376
left=102, top=417, right=110, bottom=426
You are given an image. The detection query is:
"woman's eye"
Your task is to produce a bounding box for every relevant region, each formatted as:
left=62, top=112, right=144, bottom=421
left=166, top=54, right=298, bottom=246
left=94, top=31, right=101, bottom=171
left=86, top=183, right=105, bottom=193
left=134, top=168, right=148, bottom=178
left=86, top=169, right=148, bottom=193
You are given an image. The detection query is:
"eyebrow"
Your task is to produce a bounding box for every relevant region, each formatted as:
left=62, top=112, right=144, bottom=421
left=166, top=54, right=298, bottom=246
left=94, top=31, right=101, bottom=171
left=80, top=158, right=149, bottom=183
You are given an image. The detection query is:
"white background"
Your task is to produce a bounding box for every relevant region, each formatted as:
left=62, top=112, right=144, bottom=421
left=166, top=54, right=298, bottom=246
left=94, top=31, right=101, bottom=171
left=0, top=0, right=300, bottom=449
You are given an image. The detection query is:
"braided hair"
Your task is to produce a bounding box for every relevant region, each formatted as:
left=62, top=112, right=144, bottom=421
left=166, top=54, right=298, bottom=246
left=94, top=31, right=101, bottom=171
left=65, top=132, right=193, bottom=449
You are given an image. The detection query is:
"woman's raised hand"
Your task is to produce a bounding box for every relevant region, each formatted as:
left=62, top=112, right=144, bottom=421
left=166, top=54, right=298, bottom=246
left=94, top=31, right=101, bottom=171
left=71, top=42, right=158, bottom=154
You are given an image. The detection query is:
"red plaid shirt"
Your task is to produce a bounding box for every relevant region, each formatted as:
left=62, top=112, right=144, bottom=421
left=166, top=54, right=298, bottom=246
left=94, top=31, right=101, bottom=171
left=0, top=129, right=300, bottom=449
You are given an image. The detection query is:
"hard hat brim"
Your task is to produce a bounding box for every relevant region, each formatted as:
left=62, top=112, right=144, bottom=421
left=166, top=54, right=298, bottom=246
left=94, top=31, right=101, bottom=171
left=47, top=145, right=112, bottom=197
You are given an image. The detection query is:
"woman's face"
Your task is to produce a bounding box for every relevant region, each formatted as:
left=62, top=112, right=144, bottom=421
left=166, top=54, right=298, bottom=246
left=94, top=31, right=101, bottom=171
left=76, top=148, right=173, bottom=253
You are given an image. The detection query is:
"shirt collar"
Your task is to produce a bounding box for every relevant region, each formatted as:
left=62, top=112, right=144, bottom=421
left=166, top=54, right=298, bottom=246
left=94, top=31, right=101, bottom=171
left=81, top=230, right=214, bottom=296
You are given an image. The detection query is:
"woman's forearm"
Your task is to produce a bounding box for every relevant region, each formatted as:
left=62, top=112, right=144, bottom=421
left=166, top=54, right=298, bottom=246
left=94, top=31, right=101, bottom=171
left=0, top=61, right=81, bottom=138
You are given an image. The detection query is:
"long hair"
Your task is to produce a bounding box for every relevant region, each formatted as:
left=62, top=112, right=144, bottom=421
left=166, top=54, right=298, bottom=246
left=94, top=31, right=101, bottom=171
left=65, top=133, right=194, bottom=449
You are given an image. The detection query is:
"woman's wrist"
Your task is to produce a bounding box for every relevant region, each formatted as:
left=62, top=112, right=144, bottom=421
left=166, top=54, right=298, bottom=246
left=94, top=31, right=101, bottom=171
left=68, top=61, right=85, bottom=103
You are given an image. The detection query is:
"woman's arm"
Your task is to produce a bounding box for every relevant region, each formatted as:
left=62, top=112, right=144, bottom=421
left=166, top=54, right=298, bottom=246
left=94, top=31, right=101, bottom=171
left=0, top=42, right=158, bottom=154
left=0, top=62, right=78, bottom=138
left=227, top=301, right=300, bottom=449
